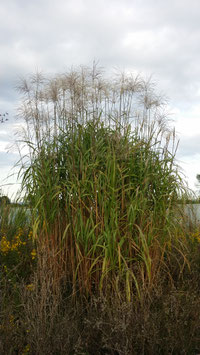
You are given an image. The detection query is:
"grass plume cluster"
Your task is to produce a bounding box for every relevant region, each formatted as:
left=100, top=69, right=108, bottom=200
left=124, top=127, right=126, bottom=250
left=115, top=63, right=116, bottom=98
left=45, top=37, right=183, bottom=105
left=17, top=64, right=186, bottom=301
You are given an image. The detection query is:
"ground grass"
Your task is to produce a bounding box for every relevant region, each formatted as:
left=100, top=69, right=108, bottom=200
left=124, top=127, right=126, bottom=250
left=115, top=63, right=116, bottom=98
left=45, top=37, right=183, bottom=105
left=0, top=239, right=200, bottom=354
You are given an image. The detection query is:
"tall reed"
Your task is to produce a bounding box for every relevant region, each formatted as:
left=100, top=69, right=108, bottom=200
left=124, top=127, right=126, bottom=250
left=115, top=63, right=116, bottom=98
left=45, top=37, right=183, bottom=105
left=17, top=64, right=186, bottom=301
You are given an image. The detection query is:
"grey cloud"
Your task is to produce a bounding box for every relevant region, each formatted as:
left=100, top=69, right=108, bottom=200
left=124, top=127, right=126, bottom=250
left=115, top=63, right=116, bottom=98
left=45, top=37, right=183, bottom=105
left=0, top=132, right=11, bottom=143
left=0, top=0, right=200, bottom=108
left=0, top=151, right=19, bottom=168
left=177, top=135, right=200, bottom=158
left=1, top=0, right=200, bottom=194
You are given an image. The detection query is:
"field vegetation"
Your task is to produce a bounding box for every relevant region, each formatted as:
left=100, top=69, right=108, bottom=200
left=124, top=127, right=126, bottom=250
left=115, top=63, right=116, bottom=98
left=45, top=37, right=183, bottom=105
left=0, top=64, right=200, bottom=354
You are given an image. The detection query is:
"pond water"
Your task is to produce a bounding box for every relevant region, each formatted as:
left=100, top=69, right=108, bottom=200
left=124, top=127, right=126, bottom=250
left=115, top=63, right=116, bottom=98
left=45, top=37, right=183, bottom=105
left=0, top=206, right=31, bottom=225
left=1, top=205, right=200, bottom=228
left=183, top=204, right=200, bottom=225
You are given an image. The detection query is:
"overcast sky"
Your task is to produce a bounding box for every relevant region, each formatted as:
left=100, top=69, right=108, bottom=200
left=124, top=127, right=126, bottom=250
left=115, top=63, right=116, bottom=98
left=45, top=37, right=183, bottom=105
left=1, top=0, right=200, bottom=199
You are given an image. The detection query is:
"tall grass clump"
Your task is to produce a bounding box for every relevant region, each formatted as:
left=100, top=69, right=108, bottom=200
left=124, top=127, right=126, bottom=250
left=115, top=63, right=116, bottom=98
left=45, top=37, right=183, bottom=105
left=17, top=64, right=186, bottom=302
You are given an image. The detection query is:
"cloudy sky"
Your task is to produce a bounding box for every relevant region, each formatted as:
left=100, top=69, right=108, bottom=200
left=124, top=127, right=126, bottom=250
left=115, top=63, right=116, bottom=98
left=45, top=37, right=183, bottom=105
left=1, top=0, right=200, bottom=199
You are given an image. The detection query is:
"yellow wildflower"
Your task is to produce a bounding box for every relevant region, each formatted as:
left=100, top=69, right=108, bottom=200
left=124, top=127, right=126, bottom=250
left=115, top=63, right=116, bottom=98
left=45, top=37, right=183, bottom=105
left=191, top=230, right=200, bottom=243
left=0, top=236, right=11, bottom=254
left=22, top=344, right=30, bottom=354
left=28, top=231, right=33, bottom=239
left=31, top=249, right=36, bottom=260
left=26, top=284, right=35, bottom=291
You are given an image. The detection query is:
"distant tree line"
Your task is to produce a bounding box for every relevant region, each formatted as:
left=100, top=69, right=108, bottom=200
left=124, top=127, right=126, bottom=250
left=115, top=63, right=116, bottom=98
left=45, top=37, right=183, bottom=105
left=0, top=195, right=10, bottom=205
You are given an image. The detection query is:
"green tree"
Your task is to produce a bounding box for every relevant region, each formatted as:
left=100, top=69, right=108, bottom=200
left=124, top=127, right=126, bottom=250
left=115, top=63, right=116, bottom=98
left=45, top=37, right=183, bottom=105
left=0, top=195, right=10, bottom=205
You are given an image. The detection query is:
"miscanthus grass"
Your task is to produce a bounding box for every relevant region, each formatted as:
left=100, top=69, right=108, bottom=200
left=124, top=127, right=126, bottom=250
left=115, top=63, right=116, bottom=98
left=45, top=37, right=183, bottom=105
left=17, top=64, right=187, bottom=302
